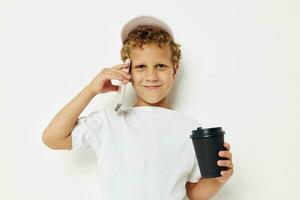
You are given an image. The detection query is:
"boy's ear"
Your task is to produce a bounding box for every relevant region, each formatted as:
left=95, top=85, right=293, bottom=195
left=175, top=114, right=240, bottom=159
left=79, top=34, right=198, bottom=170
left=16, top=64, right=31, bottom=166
left=173, top=64, right=179, bottom=79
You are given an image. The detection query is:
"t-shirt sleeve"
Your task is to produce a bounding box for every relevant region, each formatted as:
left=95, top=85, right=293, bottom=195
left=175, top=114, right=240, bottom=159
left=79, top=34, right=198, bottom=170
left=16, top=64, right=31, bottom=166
left=187, top=157, right=202, bottom=183
left=69, top=110, right=105, bottom=151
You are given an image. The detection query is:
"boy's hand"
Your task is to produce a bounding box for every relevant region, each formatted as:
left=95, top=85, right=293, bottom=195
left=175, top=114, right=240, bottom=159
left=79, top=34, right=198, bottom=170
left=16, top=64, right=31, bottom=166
left=87, top=63, right=132, bottom=95
left=186, top=143, right=234, bottom=200
left=213, top=142, right=234, bottom=184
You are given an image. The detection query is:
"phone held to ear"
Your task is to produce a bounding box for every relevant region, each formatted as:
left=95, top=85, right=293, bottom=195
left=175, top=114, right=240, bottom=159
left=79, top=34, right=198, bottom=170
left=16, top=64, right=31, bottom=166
left=114, top=58, right=131, bottom=112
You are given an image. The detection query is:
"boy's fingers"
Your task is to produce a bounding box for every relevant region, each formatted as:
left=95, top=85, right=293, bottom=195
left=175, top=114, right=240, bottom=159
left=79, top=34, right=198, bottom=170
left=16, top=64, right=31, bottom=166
left=110, top=68, right=131, bottom=79
left=221, top=168, right=234, bottom=176
left=224, top=142, right=230, bottom=150
left=219, top=151, right=232, bottom=160
left=218, top=160, right=234, bottom=169
left=112, top=63, right=129, bottom=69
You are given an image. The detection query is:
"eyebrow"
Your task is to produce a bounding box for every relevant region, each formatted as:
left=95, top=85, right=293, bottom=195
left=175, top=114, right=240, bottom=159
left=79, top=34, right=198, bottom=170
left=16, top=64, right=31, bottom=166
left=133, top=63, right=169, bottom=67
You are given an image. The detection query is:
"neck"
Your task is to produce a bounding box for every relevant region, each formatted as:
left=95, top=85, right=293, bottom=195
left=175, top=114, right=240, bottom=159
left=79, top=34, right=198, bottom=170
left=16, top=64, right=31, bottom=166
left=134, top=96, right=172, bottom=110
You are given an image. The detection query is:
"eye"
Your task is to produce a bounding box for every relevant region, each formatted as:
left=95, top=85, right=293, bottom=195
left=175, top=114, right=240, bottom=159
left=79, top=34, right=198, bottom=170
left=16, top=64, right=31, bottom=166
left=135, top=65, right=145, bottom=69
left=135, top=64, right=167, bottom=70
left=157, top=64, right=166, bottom=69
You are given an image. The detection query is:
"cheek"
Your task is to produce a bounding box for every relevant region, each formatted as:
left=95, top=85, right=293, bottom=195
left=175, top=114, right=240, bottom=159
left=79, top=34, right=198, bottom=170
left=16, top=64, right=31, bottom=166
left=131, top=72, right=143, bottom=82
left=131, top=75, right=139, bottom=83
left=130, top=75, right=141, bottom=86
left=161, top=73, right=173, bottom=83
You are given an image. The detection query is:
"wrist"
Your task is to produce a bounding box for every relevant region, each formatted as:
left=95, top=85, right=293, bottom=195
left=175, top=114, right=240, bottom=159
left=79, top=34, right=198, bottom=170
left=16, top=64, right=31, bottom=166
left=84, top=84, right=97, bottom=97
left=191, top=178, right=224, bottom=200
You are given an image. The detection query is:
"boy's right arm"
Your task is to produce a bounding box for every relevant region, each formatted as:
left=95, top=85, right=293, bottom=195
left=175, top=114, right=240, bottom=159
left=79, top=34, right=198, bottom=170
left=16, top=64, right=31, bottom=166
left=42, top=63, right=131, bottom=150
left=42, top=85, right=97, bottom=150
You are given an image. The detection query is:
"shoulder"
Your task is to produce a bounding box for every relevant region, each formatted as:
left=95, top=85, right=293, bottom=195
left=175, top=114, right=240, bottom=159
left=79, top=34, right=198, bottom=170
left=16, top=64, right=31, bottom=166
left=91, top=108, right=128, bottom=122
left=86, top=107, right=132, bottom=119
left=84, top=109, right=107, bottom=119
left=176, top=111, right=202, bottom=127
left=78, top=109, right=111, bottom=125
left=161, top=110, right=202, bottom=131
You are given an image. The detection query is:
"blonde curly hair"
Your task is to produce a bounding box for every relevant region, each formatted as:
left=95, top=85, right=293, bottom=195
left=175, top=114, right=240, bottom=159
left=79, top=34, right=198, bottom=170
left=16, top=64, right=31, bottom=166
left=120, top=26, right=182, bottom=72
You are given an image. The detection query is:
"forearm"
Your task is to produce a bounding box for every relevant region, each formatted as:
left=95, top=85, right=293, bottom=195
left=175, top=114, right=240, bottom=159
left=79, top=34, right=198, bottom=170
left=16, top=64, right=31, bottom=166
left=189, top=178, right=224, bottom=200
left=43, top=85, right=96, bottom=142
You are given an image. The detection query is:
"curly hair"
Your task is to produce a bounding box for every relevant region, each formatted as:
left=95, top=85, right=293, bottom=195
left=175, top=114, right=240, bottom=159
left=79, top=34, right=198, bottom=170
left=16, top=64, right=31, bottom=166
left=120, top=26, right=182, bottom=71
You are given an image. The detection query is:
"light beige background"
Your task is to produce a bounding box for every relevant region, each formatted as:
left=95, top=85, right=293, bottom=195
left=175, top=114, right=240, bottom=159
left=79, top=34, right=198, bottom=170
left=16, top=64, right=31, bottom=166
left=1, top=0, right=299, bottom=199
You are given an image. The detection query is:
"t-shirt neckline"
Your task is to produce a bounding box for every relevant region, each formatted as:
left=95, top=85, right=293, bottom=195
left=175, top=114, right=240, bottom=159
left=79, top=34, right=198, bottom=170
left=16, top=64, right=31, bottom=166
left=127, top=105, right=180, bottom=115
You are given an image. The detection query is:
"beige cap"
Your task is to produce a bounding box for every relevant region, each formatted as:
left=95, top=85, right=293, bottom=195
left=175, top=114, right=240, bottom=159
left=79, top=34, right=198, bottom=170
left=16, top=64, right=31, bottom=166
left=120, top=15, right=174, bottom=43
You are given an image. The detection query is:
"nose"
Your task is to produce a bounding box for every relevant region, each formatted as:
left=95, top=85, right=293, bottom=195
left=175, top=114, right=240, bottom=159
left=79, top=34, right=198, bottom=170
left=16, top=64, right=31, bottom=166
left=145, top=68, right=159, bottom=82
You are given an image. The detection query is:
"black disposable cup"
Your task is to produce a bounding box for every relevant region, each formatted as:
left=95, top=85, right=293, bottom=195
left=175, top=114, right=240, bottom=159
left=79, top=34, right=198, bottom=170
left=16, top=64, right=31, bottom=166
left=190, top=127, right=228, bottom=178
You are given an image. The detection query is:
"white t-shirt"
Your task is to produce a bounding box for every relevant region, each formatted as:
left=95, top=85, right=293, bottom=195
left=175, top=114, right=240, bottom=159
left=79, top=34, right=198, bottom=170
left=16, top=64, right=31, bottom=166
left=70, top=106, right=202, bottom=200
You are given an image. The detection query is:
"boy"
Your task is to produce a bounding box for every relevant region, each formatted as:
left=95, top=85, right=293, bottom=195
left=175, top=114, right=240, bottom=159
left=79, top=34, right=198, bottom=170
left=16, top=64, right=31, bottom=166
left=42, top=15, right=234, bottom=200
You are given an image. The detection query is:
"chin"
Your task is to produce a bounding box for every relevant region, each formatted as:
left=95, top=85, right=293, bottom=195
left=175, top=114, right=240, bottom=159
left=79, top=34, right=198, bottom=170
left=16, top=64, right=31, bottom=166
left=139, top=93, right=168, bottom=104
left=142, top=97, right=163, bottom=104
left=134, top=85, right=171, bottom=104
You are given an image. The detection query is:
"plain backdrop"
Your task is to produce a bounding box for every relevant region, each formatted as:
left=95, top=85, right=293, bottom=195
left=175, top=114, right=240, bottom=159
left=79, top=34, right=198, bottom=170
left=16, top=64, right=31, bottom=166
left=1, top=0, right=299, bottom=199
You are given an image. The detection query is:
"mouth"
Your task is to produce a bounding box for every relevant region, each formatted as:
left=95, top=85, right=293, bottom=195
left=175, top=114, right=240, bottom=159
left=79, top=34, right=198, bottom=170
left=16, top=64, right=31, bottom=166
left=144, top=85, right=161, bottom=89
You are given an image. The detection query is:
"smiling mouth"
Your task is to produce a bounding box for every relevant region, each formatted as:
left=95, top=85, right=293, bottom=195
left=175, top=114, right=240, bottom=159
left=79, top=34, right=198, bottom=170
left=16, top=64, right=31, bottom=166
left=144, top=86, right=161, bottom=89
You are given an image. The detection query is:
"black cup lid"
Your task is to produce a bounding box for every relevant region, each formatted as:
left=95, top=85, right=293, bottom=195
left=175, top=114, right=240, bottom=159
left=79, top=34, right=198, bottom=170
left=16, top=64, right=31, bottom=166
left=192, top=127, right=202, bottom=135
left=190, top=127, right=225, bottom=138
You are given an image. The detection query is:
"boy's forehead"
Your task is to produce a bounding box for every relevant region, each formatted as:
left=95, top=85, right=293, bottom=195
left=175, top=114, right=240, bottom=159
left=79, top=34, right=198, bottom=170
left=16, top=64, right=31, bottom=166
left=130, top=44, right=172, bottom=62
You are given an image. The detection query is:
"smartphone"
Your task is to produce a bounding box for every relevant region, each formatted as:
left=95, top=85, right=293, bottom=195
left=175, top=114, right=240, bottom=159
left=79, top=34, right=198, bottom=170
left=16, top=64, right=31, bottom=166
left=114, top=58, right=131, bottom=112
